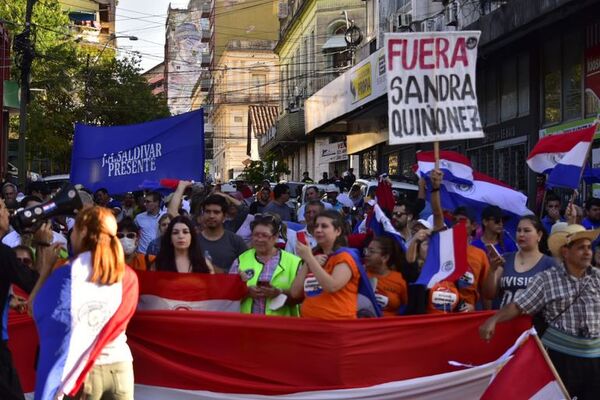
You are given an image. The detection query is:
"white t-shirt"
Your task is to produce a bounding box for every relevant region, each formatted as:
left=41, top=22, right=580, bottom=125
left=134, top=211, right=165, bottom=254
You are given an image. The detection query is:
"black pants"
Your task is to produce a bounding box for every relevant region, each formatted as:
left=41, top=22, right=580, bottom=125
left=548, top=349, right=600, bottom=400
left=0, top=341, right=25, bottom=400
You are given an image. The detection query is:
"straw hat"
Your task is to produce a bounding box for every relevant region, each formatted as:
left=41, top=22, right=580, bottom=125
left=547, top=224, right=600, bottom=258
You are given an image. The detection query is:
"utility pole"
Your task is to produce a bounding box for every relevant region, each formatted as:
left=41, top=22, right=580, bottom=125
left=15, top=0, right=37, bottom=188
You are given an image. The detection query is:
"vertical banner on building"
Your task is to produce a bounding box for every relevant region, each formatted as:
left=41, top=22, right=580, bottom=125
left=385, top=31, right=483, bottom=145
left=585, top=40, right=600, bottom=113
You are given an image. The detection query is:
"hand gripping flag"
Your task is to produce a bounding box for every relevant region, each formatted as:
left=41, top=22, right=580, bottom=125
left=526, top=124, right=597, bottom=175
left=33, top=252, right=139, bottom=400
left=415, top=222, right=468, bottom=288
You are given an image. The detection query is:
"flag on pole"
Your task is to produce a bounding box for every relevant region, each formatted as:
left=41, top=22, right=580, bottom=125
left=526, top=124, right=597, bottom=174
left=545, top=125, right=596, bottom=189
left=481, top=331, right=569, bottom=400
left=415, top=222, right=468, bottom=288
left=416, top=150, right=474, bottom=185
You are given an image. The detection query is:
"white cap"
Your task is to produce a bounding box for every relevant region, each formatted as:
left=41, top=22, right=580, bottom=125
left=325, top=184, right=339, bottom=193
left=415, top=218, right=433, bottom=231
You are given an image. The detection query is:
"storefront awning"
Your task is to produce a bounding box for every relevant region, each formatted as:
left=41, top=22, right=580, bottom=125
left=322, top=35, right=347, bottom=51
left=3, top=80, right=20, bottom=112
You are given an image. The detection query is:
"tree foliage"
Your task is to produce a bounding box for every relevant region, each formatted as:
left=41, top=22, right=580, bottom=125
left=241, top=153, right=290, bottom=184
left=2, top=0, right=170, bottom=173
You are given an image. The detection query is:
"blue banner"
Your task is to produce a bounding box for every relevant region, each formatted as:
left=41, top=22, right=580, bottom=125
left=70, top=110, right=204, bottom=194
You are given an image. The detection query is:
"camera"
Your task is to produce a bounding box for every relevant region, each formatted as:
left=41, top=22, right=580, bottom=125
left=10, top=185, right=83, bottom=234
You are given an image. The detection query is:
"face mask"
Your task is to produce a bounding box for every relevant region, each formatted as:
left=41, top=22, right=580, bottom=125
left=120, top=237, right=137, bottom=255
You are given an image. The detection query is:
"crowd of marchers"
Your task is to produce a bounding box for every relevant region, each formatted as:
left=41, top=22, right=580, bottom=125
left=1, top=167, right=599, bottom=399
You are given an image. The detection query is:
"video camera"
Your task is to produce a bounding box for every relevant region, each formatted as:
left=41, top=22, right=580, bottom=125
left=10, top=185, right=83, bottom=234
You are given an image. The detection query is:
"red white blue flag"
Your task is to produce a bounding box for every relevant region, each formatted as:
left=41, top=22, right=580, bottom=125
left=415, top=222, right=468, bottom=288
left=526, top=124, right=596, bottom=180
left=32, top=252, right=139, bottom=399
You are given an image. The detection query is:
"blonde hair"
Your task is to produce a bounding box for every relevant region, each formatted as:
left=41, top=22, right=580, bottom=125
left=74, top=206, right=125, bottom=285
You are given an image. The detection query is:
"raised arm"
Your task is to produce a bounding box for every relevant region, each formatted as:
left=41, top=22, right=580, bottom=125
left=167, top=180, right=193, bottom=217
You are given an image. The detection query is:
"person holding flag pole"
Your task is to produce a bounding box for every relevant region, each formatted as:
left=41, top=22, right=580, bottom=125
left=479, top=222, right=600, bottom=399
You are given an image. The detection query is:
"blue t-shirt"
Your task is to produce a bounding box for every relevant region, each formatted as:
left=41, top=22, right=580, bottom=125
left=498, top=252, right=557, bottom=307
left=471, top=235, right=518, bottom=255
left=582, top=217, right=600, bottom=230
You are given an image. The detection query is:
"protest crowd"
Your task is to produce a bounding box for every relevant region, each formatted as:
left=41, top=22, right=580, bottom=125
left=1, top=152, right=600, bottom=399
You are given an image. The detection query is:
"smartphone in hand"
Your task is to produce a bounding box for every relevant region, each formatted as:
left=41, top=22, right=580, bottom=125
left=297, top=231, right=307, bottom=245
left=485, top=243, right=502, bottom=259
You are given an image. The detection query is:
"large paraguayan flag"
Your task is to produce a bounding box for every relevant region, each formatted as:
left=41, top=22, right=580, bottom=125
left=526, top=124, right=596, bottom=175
left=415, top=222, right=468, bottom=288
left=32, top=252, right=139, bottom=400
left=545, top=125, right=596, bottom=189
left=71, top=110, right=205, bottom=194
left=416, top=150, right=474, bottom=186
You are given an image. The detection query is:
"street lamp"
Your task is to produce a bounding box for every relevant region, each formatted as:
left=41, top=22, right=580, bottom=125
left=85, top=34, right=138, bottom=122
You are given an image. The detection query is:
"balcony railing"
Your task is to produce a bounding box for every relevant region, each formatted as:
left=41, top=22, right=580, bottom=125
left=201, top=2, right=211, bottom=17
left=201, top=53, right=211, bottom=67
left=201, top=28, right=210, bottom=43
left=214, top=92, right=279, bottom=104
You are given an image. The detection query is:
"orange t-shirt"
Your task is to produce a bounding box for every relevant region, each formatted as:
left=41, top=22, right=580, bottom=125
left=456, top=245, right=490, bottom=307
left=128, top=253, right=155, bottom=271
left=300, top=251, right=360, bottom=320
left=368, top=270, right=407, bottom=317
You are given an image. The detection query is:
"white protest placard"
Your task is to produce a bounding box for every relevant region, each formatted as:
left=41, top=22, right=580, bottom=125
left=385, top=31, right=484, bottom=145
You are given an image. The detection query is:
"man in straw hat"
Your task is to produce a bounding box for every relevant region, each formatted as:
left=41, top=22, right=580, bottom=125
left=479, top=223, right=600, bottom=399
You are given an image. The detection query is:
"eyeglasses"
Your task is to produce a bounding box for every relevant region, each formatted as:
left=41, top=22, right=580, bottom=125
left=17, top=257, right=33, bottom=266
left=364, top=248, right=382, bottom=255
left=116, top=232, right=137, bottom=239
left=252, top=232, right=275, bottom=239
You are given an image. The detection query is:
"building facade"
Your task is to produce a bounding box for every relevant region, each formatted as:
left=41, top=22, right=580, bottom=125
left=303, top=0, right=600, bottom=206
left=212, top=40, right=279, bottom=180
left=60, top=0, right=116, bottom=45
left=164, top=0, right=211, bottom=115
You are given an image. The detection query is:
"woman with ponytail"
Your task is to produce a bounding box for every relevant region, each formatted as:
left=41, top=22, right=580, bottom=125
left=30, top=206, right=139, bottom=400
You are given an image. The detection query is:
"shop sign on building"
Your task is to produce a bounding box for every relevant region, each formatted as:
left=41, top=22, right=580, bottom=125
left=385, top=31, right=484, bottom=145
left=305, top=48, right=387, bottom=134
left=319, top=141, right=348, bottom=164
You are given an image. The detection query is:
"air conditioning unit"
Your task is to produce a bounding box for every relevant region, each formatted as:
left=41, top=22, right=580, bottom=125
left=389, top=12, right=412, bottom=32
left=444, top=1, right=458, bottom=27
left=421, top=19, right=436, bottom=32
left=277, top=1, right=288, bottom=19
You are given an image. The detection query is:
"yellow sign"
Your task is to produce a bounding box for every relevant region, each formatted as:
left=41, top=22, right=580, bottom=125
left=351, top=62, right=372, bottom=103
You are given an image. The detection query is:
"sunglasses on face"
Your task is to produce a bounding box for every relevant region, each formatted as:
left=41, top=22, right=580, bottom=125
left=116, top=232, right=137, bottom=239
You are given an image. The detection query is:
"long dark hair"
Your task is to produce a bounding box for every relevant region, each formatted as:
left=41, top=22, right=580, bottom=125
left=154, top=216, right=210, bottom=273
left=313, top=209, right=348, bottom=253
left=519, top=215, right=549, bottom=255
left=371, top=236, right=407, bottom=272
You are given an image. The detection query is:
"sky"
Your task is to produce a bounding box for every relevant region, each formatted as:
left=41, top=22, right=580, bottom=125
left=115, top=0, right=188, bottom=72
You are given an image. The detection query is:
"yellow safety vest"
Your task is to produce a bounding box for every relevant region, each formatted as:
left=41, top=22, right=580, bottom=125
left=238, top=248, right=301, bottom=316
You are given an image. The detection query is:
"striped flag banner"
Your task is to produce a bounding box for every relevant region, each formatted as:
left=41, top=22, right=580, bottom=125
left=9, top=298, right=531, bottom=398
